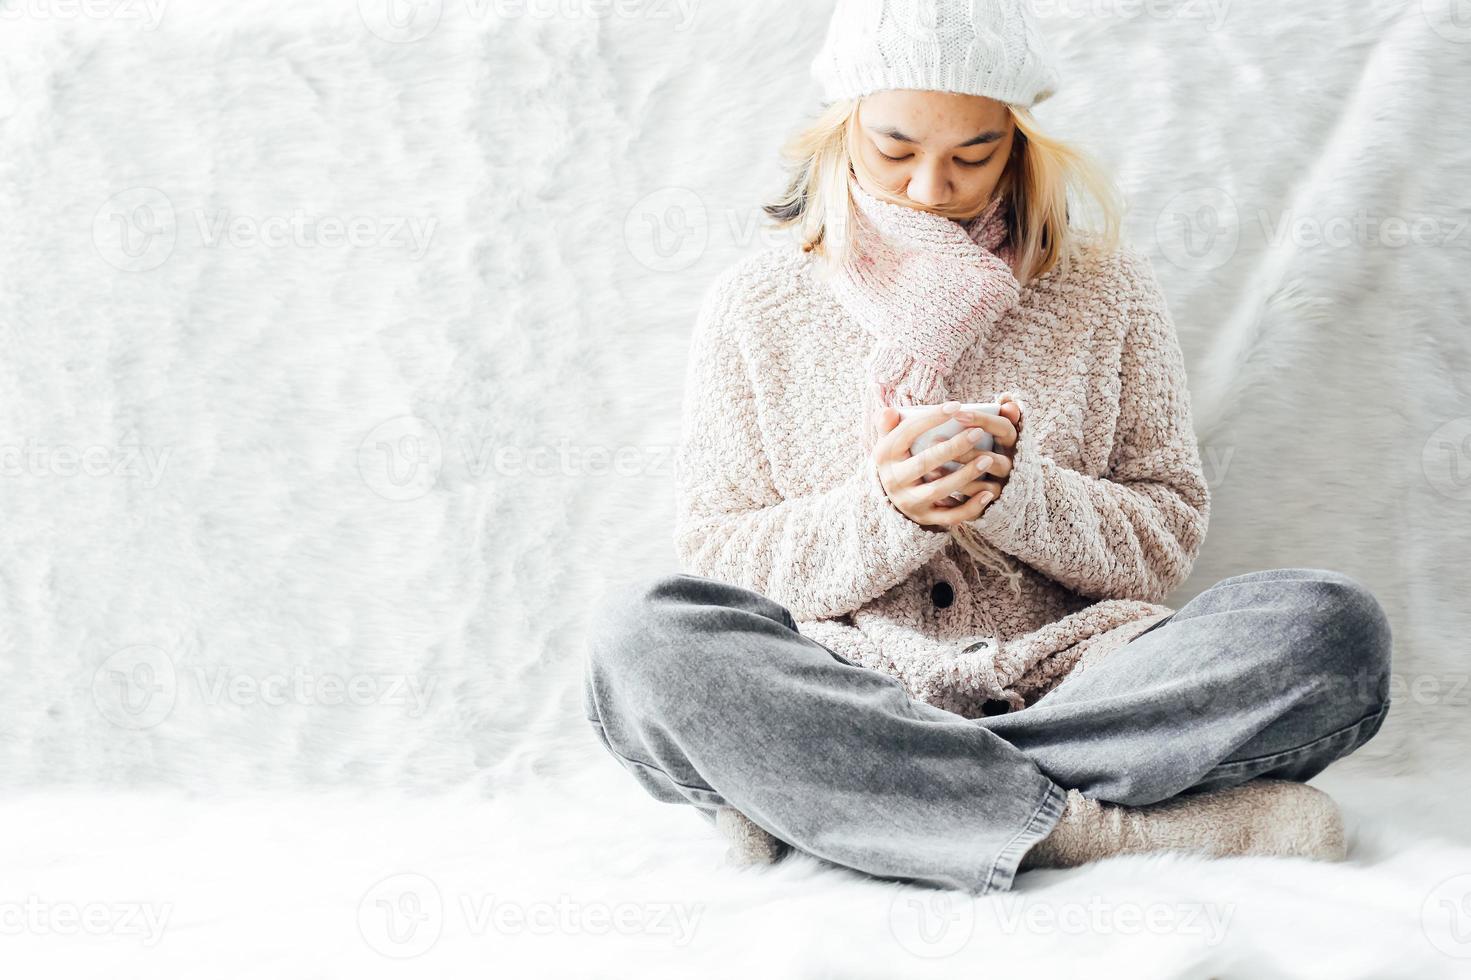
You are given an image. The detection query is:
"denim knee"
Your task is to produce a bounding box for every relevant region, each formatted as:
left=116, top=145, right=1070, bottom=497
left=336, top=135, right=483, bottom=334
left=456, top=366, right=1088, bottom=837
left=1277, top=569, right=1393, bottom=721
left=585, top=572, right=697, bottom=684
left=585, top=572, right=788, bottom=692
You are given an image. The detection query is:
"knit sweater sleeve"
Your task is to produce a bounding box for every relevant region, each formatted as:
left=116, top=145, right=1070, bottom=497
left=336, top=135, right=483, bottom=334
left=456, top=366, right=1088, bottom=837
left=969, top=247, right=1211, bottom=604
left=672, top=266, right=953, bottom=622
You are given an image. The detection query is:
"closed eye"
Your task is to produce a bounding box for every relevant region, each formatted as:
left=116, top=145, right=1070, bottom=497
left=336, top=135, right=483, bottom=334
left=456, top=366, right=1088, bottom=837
left=878, top=149, right=995, bottom=168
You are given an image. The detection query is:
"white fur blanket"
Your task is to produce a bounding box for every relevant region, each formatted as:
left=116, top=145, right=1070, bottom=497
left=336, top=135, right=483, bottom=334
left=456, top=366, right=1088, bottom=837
left=4, top=769, right=1471, bottom=977
left=0, top=0, right=1467, bottom=974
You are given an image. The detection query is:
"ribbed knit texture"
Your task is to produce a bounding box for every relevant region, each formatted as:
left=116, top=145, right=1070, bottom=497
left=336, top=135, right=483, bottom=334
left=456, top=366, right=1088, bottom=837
left=672, top=223, right=1211, bottom=718
left=810, top=0, right=1063, bottom=107
left=836, top=176, right=1017, bottom=410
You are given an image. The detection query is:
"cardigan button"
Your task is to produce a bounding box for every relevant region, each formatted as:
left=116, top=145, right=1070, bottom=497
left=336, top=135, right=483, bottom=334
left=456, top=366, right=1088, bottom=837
left=981, top=698, right=1011, bottom=717
left=930, top=581, right=954, bottom=609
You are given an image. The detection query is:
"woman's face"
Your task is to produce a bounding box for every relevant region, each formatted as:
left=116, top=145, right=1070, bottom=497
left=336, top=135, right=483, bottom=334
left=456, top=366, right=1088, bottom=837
left=852, top=89, right=1016, bottom=221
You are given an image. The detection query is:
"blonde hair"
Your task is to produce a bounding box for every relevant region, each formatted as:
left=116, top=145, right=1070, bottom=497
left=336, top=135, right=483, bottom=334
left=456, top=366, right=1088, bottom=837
left=763, top=97, right=1124, bottom=287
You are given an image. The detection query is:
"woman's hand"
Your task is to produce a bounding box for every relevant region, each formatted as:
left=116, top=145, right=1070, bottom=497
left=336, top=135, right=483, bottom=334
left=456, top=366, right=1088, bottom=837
left=925, top=394, right=1022, bottom=516
left=872, top=402, right=1016, bottom=530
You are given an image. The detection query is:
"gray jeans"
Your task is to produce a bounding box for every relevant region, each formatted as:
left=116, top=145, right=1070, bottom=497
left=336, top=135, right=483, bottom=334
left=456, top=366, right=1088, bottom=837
left=582, top=567, right=1392, bottom=894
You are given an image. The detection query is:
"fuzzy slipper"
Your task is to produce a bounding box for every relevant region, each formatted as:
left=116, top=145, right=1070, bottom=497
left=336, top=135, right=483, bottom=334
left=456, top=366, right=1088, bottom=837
left=1021, top=778, right=1348, bottom=871
left=715, top=806, right=789, bottom=866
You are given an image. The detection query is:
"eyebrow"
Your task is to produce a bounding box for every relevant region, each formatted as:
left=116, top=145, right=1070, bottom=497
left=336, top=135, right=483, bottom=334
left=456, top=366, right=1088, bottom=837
left=868, top=126, right=1004, bottom=148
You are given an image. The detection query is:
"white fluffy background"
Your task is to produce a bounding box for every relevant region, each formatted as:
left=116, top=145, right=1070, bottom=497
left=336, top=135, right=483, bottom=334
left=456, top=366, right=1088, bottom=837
left=0, top=0, right=1468, bottom=976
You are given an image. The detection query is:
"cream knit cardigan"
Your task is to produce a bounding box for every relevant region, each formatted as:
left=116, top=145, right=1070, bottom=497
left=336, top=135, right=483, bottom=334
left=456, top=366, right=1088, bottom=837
left=671, top=230, right=1211, bottom=718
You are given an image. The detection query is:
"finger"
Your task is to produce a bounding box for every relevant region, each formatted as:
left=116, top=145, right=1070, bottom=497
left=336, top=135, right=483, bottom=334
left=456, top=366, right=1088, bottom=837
left=922, top=456, right=984, bottom=484
left=951, top=403, right=1000, bottom=425
left=949, top=486, right=999, bottom=522
left=926, top=481, right=1005, bottom=525
left=990, top=389, right=1014, bottom=405
left=895, top=425, right=992, bottom=486
left=949, top=477, right=1005, bottom=502
left=874, top=404, right=955, bottom=463
left=915, top=453, right=997, bottom=505
left=936, top=445, right=998, bottom=472
left=952, top=444, right=986, bottom=465
left=956, top=411, right=1018, bottom=450
left=918, top=460, right=963, bottom=483
left=914, top=484, right=999, bottom=527
left=965, top=451, right=1011, bottom=480
left=872, top=406, right=902, bottom=435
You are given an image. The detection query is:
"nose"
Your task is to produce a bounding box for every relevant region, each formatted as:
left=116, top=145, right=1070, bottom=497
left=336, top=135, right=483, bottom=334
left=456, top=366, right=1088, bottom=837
left=904, top=161, right=951, bottom=209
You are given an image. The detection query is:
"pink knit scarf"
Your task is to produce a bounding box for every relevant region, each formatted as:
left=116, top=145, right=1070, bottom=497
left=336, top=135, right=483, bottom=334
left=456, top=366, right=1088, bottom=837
left=828, top=174, right=1026, bottom=595
left=831, top=175, right=1021, bottom=440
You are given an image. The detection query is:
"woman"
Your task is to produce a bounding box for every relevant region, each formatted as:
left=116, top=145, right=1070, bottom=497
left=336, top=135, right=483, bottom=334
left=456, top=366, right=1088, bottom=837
left=583, top=0, right=1392, bottom=894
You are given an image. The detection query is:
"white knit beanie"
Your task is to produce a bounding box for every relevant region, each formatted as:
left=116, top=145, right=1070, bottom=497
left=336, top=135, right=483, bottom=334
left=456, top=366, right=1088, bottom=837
left=811, top=0, right=1063, bottom=108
